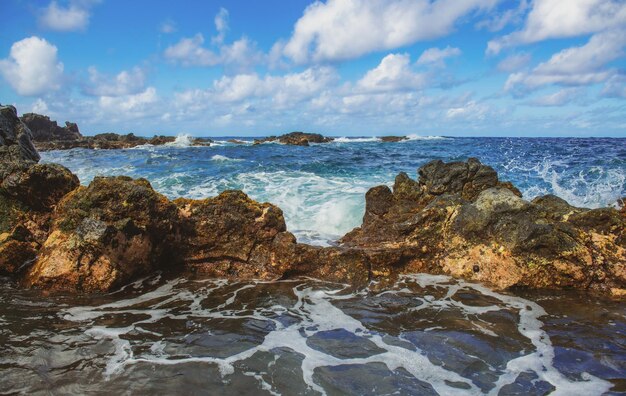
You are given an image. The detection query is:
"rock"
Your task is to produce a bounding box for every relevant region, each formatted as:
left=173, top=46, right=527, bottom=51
left=227, top=139, right=246, bottom=144
left=25, top=176, right=182, bottom=292
left=175, top=190, right=297, bottom=279
left=341, top=159, right=626, bottom=293
left=0, top=105, right=40, bottom=164
left=254, top=132, right=334, bottom=146
left=20, top=113, right=82, bottom=142
left=380, top=136, right=408, bottom=143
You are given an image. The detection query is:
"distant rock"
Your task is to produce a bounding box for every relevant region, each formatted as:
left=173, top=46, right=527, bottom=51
left=380, top=136, right=408, bottom=142
left=20, top=113, right=82, bottom=142
left=254, top=132, right=334, bottom=146
left=227, top=139, right=246, bottom=144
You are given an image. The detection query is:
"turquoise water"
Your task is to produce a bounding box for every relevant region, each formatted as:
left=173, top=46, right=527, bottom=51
left=40, top=136, right=626, bottom=245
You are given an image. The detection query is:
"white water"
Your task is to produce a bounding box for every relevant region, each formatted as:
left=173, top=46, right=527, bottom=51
left=61, top=275, right=613, bottom=395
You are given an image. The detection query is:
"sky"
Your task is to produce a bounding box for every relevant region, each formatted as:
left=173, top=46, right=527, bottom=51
left=1, top=0, right=625, bottom=137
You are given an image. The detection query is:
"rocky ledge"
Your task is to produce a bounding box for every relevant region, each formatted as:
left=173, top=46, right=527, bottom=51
left=2, top=104, right=624, bottom=295
left=254, top=132, right=334, bottom=146
left=20, top=112, right=211, bottom=150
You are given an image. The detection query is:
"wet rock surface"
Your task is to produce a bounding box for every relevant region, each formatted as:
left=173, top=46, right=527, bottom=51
left=380, top=136, right=408, bottom=143
left=254, top=132, right=334, bottom=146
left=1, top=109, right=624, bottom=294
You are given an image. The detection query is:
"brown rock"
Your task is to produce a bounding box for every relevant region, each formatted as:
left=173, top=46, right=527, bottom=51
left=380, top=136, right=408, bottom=142
left=254, top=132, right=334, bottom=146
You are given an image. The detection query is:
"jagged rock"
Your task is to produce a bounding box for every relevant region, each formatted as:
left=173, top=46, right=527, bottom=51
left=342, top=158, right=626, bottom=293
left=380, top=136, right=408, bottom=142
left=254, top=132, right=334, bottom=146
left=25, top=176, right=182, bottom=292
left=20, top=113, right=82, bottom=142
left=175, top=190, right=297, bottom=279
left=0, top=105, right=40, bottom=164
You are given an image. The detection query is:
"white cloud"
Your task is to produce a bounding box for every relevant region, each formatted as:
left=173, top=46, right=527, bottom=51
left=99, top=87, right=158, bottom=113
left=602, top=74, right=626, bottom=98
left=39, top=0, right=99, bottom=32
left=283, top=0, right=498, bottom=63
left=358, top=53, right=426, bottom=92
left=496, top=53, right=531, bottom=72
left=476, top=0, right=529, bottom=32
left=505, top=30, right=626, bottom=91
left=160, top=20, right=177, bottom=34
left=416, top=46, right=461, bottom=65
left=487, top=0, right=626, bottom=54
left=527, top=88, right=585, bottom=106
left=213, top=8, right=229, bottom=44
left=446, top=100, right=491, bottom=120
left=31, top=98, right=50, bottom=114
left=85, top=67, right=146, bottom=97
left=164, top=34, right=262, bottom=71
left=0, top=36, right=64, bottom=96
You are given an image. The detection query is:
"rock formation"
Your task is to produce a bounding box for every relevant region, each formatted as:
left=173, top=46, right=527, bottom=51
left=254, top=132, right=334, bottom=146
left=380, top=136, right=408, bottom=142
left=19, top=112, right=211, bottom=151
left=1, top=106, right=624, bottom=295
left=20, top=113, right=83, bottom=142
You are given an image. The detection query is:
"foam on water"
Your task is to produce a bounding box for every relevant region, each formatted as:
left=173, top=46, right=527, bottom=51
left=59, top=275, right=612, bottom=395
left=333, top=137, right=381, bottom=143
left=211, top=154, right=244, bottom=162
left=166, top=133, right=195, bottom=147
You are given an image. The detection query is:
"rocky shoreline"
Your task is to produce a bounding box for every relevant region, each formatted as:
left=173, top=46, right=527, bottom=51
left=20, top=112, right=212, bottom=151
left=1, top=104, right=624, bottom=295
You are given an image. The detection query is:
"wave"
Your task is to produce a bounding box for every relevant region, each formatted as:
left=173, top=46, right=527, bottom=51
left=165, top=134, right=195, bottom=147
left=211, top=155, right=243, bottom=162
left=406, top=134, right=450, bottom=140
left=333, top=137, right=381, bottom=143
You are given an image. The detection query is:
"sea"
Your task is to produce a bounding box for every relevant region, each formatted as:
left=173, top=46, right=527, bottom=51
left=1, top=135, right=624, bottom=395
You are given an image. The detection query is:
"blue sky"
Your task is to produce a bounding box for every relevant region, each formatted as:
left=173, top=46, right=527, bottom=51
left=1, top=0, right=625, bottom=137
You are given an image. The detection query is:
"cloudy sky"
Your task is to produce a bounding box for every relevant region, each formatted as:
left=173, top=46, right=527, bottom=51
left=1, top=0, right=625, bottom=136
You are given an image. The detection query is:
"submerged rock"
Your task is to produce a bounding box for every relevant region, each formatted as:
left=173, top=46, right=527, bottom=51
left=254, top=132, right=334, bottom=146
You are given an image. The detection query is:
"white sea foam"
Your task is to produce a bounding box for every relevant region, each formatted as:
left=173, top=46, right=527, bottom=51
left=333, top=137, right=381, bottom=143
left=510, top=158, right=626, bottom=208
left=165, top=133, right=195, bottom=147
left=210, top=154, right=243, bottom=162
left=60, top=275, right=612, bottom=395
left=406, top=134, right=450, bottom=140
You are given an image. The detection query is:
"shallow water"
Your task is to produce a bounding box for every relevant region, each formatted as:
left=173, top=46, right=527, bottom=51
left=40, top=136, right=626, bottom=245
left=1, top=274, right=624, bottom=395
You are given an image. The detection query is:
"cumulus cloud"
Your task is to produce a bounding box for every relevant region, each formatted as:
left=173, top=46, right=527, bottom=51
left=84, top=67, right=146, bottom=97
left=99, top=87, right=158, bottom=113
left=358, top=53, right=426, bottom=92
left=0, top=36, right=64, bottom=96
left=602, top=74, right=626, bottom=98
left=39, top=0, right=99, bottom=32
left=505, top=29, right=626, bottom=91
left=283, top=0, right=498, bottom=63
left=416, top=46, right=461, bottom=66
left=164, top=34, right=263, bottom=71
left=487, top=0, right=626, bottom=54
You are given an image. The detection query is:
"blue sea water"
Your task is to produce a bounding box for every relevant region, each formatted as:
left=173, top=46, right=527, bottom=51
left=40, top=135, right=626, bottom=245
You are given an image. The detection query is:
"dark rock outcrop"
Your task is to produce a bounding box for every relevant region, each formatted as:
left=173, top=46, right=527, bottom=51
left=254, top=132, right=334, bottom=146
left=1, top=105, right=40, bottom=164
left=20, top=113, right=82, bottom=142
left=380, top=136, right=408, bottom=143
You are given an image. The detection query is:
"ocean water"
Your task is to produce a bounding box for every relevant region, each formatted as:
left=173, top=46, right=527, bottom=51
left=2, top=136, right=623, bottom=395
left=39, top=136, right=626, bottom=245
